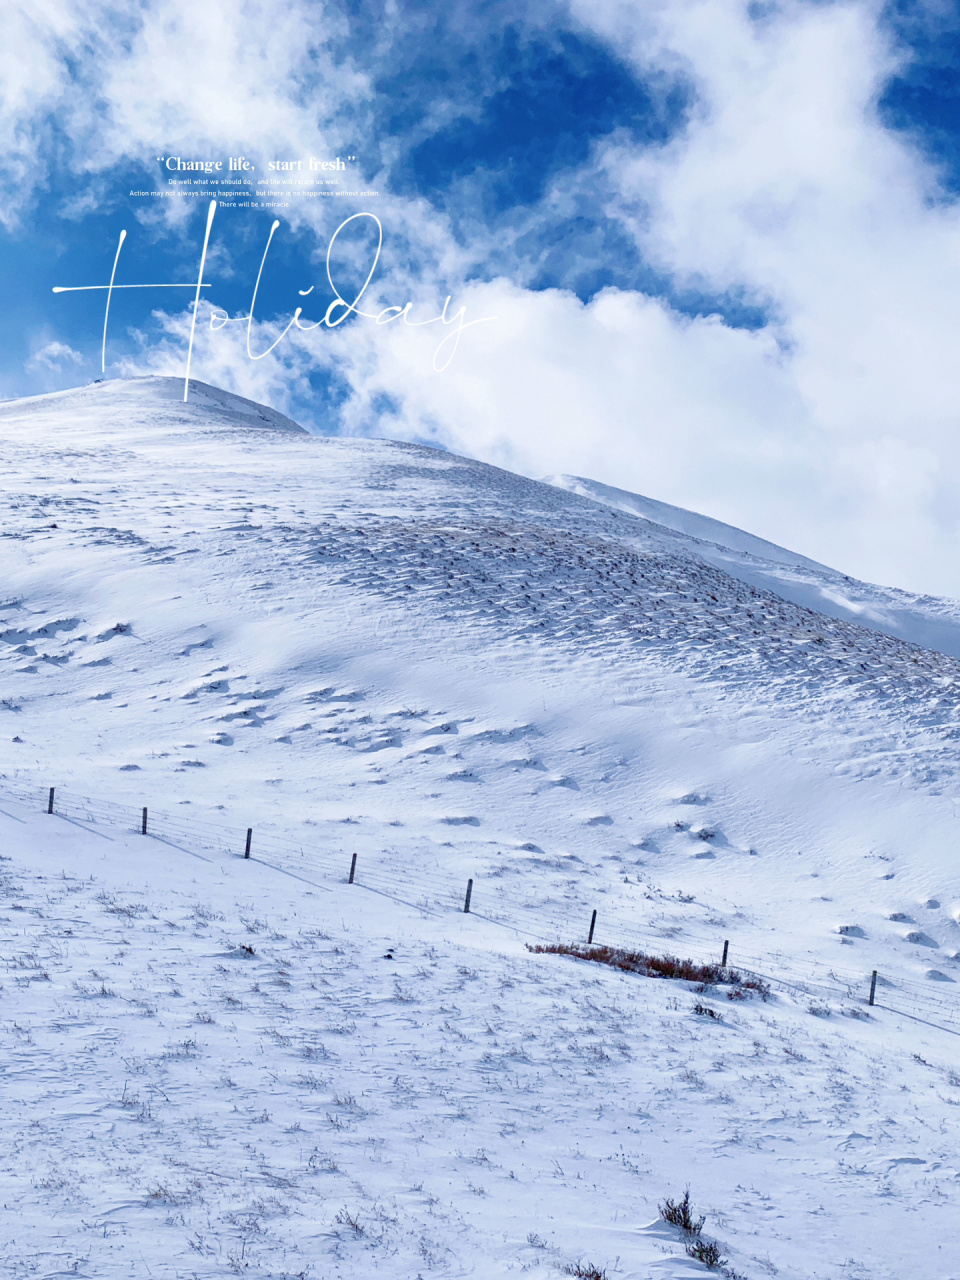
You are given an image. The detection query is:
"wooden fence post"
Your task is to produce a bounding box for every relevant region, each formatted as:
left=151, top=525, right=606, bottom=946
left=588, top=909, right=597, bottom=945
left=463, top=878, right=473, bottom=914
left=721, top=939, right=729, bottom=968
left=141, top=807, right=148, bottom=835
left=244, top=828, right=252, bottom=859
left=47, top=787, right=55, bottom=815
left=869, top=970, right=878, bottom=1007
left=348, top=852, right=357, bottom=884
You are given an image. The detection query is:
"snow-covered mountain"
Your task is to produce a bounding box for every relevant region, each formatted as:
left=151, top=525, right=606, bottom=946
left=548, top=472, right=960, bottom=659
left=1, top=377, right=958, bottom=1280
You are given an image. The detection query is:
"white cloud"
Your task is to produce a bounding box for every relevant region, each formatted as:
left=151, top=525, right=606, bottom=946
left=121, top=281, right=823, bottom=555
left=116, top=302, right=320, bottom=421
left=93, top=1, right=366, bottom=166
left=26, top=339, right=85, bottom=372
left=564, top=0, right=960, bottom=592
left=0, top=0, right=369, bottom=228
left=9, top=0, right=960, bottom=594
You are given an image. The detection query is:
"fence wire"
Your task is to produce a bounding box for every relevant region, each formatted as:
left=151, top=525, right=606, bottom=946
left=2, top=775, right=959, bottom=1036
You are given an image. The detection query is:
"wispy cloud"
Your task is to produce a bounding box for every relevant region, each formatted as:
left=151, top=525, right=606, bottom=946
left=26, top=338, right=85, bottom=372
left=8, top=1, right=960, bottom=594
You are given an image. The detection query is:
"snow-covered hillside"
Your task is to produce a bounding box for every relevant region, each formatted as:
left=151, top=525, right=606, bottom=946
left=548, top=473, right=960, bottom=660
left=1, top=377, right=959, bottom=1279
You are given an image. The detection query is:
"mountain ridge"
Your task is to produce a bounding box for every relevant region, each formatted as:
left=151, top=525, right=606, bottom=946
left=547, top=471, right=960, bottom=660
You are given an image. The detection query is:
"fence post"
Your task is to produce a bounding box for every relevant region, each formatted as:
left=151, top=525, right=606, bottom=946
left=244, top=828, right=252, bottom=859
left=141, top=807, right=148, bottom=835
left=348, top=852, right=357, bottom=884
left=868, top=970, right=878, bottom=1007
left=47, top=787, right=55, bottom=815
left=588, top=909, right=597, bottom=945
left=463, top=878, right=473, bottom=914
left=721, top=939, right=729, bottom=968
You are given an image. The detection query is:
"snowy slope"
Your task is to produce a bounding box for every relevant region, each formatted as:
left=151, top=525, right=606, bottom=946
left=1, top=377, right=960, bottom=1278
left=549, top=473, right=960, bottom=659
left=543, top=475, right=832, bottom=572
left=3, top=796, right=958, bottom=1280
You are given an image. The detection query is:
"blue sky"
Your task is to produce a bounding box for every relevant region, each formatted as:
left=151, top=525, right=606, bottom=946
left=3, top=0, right=954, bottom=382
left=880, top=1, right=960, bottom=187
left=6, top=1, right=960, bottom=596
left=1, top=14, right=700, bottom=390
left=1, top=2, right=951, bottom=361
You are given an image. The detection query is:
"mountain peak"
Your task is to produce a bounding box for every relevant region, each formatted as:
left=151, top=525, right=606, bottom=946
left=0, top=375, right=309, bottom=435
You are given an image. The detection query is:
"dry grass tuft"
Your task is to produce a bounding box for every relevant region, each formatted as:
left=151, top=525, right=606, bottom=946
left=528, top=943, right=769, bottom=998
left=560, top=1262, right=607, bottom=1280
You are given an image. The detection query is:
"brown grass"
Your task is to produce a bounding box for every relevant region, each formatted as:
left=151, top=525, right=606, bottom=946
left=527, top=943, right=769, bottom=998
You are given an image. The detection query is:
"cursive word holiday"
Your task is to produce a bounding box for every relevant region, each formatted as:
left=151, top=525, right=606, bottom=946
left=53, top=200, right=493, bottom=400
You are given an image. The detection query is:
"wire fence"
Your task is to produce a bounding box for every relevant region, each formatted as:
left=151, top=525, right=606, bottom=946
left=2, top=774, right=959, bottom=1036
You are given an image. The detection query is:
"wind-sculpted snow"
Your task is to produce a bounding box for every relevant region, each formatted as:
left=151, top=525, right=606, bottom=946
left=551, top=472, right=960, bottom=661
left=3, top=378, right=960, bottom=1277
left=307, top=511, right=960, bottom=727
left=1, top=379, right=960, bottom=933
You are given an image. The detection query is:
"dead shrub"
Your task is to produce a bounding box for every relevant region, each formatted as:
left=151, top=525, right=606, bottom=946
left=660, top=1189, right=741, bottom=1276
left=659, top=1189, right=705, bottom=1235
left=686, top=1238, right=727, bottom=1269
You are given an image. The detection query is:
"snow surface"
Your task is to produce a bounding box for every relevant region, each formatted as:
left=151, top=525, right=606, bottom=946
left=549, top=473, right=960, bottom=660
left=1, top=377, right=960, bottom=1279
